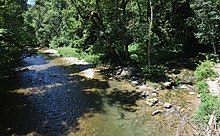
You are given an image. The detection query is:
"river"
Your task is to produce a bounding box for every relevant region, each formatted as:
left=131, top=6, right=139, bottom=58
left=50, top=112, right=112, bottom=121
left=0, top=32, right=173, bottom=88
left=0, top=50, right=199, bottom=136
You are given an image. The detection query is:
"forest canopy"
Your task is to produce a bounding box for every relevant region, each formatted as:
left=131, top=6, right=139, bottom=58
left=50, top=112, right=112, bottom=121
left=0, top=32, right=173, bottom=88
left=0, top=0, right=220, bottom=72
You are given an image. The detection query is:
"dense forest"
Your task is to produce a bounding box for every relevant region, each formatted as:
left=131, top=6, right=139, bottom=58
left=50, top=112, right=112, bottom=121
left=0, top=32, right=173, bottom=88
left=1, top=0, right=219, bottom=68
left=0, top=0, right=220, bottom=133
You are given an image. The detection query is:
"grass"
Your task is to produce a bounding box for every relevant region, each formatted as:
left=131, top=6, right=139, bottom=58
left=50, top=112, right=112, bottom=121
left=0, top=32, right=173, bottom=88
left=56, top=47, right=102, bottom=64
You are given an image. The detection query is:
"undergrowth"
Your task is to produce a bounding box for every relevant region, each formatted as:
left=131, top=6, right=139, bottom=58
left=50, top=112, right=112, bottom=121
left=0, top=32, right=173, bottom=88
left=56, top=47, right=101, bottom=64
left=193, top=59, right=220, bottom=127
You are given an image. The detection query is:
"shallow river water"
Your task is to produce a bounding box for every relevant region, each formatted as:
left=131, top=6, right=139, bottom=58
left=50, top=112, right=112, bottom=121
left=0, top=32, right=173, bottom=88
left=0, top=51, right=199, bottom=136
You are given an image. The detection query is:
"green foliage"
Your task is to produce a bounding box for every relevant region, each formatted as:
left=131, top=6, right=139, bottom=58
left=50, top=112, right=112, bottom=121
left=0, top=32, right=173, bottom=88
left=191, top=0, right=220, bottom=53
left=194, top=59, right=220, bottom=127
left=142, top=65, right=167, bottom=81
left=128, top=43, right=147, bottom=64
left=194, top=59, right=218, bottom=81
left=194, top=93, right=220, bottom=125
left=57, top=47, right=81, bottom=58
left=196, top=81, right=209, bottom=94
left=56, top=47, right=101, bottom=64
left=0, top=0, right=35, bottom=76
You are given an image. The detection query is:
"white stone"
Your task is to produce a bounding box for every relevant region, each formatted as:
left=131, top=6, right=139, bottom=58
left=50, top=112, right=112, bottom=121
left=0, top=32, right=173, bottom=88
left=131, top=81, right=139, bottom=85
left=164, top=102, right=172, bottom=109
left=189, top=92, right=196, bottom=95
left=42, top=49, right=58, bottom=54
left=151, top=92, right=158, bottom=97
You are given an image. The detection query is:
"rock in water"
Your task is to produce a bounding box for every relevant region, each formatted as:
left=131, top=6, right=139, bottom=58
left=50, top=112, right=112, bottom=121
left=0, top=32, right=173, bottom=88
left=164, top=102, right=172, bottom=109
left=189, top=92, right=196, bottom=95
left=146, top=98, right=159, bottom=107
left=163, top=81, right=173, bottom=89
left=131, top=80, right=139, bottom=85
left=152, top=110, right=162, bottom=116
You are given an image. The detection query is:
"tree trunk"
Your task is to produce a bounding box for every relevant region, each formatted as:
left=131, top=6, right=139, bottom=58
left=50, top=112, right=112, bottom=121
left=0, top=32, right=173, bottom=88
left=122, top=0, right=129, bottom=61
left=147, top=0, right=153, bottom=66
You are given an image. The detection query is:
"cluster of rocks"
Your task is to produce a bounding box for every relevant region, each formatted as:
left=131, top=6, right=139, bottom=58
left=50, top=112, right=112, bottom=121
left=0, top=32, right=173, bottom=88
left=115, top=67, right=144, bottom=82
left=138, top=85, right=175, bottom=116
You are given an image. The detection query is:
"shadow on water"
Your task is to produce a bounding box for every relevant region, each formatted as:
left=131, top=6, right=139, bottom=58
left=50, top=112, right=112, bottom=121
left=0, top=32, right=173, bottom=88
left=106, top=89, right=142, bottom=112
left=0, top=54, right=143, bottom=136
left=0, top=56, right=105, bottom=135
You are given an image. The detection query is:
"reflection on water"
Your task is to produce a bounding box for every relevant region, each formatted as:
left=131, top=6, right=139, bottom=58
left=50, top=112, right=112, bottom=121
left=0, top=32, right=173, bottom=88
left=0, top=52, right=198, bottom=136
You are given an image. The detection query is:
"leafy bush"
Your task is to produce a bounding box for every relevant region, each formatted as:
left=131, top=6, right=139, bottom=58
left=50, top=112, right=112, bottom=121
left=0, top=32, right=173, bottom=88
left=194, top=59, right=218, bottom=81
left=142, top=65, right=167, bottom=81
left=57, top=47, right=81, bottom=58
left=128, top=43, right=147, bottom=64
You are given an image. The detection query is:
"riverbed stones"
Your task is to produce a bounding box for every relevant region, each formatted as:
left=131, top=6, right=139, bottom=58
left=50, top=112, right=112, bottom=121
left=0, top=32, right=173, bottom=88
left=189, top=92, right=196, bottom=95
left=151, top=92, right=158, bottom=97
left=164, top=102, right=172, bottom=109
left=146, top=98, right=159, bottom=107
left=152, top=110, right=162, bottom=116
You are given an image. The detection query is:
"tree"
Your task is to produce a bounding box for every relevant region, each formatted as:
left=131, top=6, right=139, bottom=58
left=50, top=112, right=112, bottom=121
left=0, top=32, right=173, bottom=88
left=0, top=0, right=34, bottom=75
left=191, top=0, right=220, bottom=54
